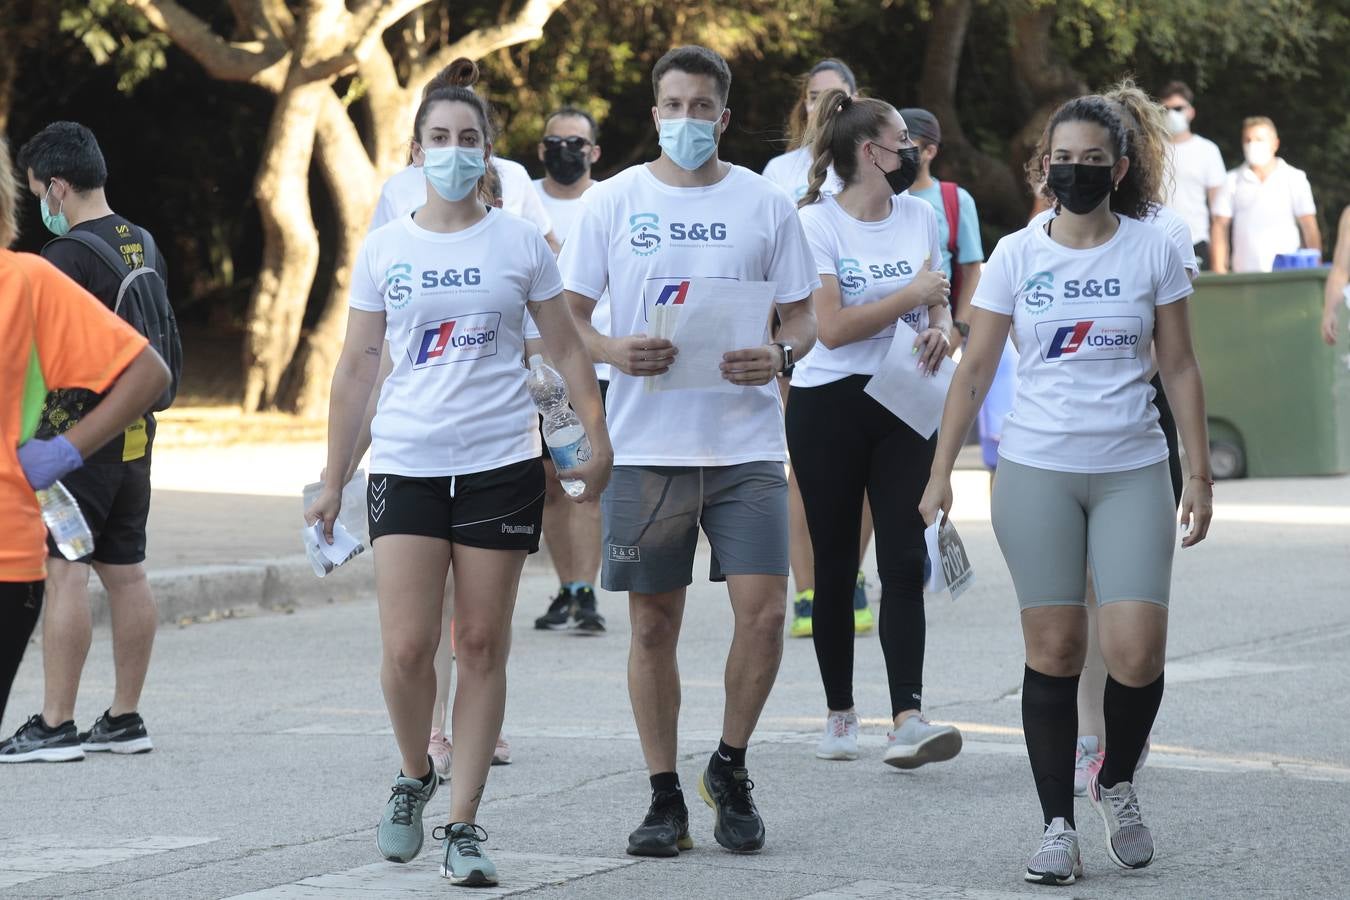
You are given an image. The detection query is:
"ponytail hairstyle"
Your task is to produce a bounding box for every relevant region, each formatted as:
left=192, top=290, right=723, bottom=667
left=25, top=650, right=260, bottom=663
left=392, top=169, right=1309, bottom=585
left=798, top=89, right=895, bottom=208
left=1102, top=78, right=1169, bottom=208
left=411, top=57, right=497, bottom=205
left=1025, top=94, right=1151, bottom=221
left=787, top=58, right=858, bottom=150
left=0, top=137, right=17, bottom=247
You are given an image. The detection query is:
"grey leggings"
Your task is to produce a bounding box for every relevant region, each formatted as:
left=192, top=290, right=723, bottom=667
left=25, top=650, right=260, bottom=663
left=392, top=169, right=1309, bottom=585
left=991, top=459, right=1176, bottom=609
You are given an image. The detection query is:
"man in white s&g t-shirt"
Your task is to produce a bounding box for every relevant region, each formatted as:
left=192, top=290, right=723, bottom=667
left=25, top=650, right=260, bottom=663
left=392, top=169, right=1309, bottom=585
left=1158, top=81, right=1226, bottom=270
left=558, top=45, right=818, bottom=859
left=529, top=106, right=612, bottom=635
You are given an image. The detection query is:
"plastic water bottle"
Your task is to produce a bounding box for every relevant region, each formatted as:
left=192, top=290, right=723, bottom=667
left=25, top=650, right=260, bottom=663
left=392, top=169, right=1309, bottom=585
left=526, top=355, right=591, bottom=497
left=36, top=481, right=94, bottom=560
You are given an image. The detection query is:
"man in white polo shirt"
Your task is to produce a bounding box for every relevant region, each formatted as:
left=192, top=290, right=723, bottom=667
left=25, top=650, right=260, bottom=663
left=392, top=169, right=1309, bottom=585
left=559, top=45, right=818, bottom=859
left=1159, top=81, right=1226, bottom=270
left=1211, top=116, right=1321, bottom=273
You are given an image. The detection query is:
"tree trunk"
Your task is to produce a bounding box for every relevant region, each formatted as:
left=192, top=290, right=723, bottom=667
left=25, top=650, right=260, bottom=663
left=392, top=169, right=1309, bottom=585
left=918, top=0, right=1029, bottom=230
left=279, top=92, right=379, bottom=417
left=1007, top=2, right=1089, bottom=194
left=241, top=78, right=326, bottom=411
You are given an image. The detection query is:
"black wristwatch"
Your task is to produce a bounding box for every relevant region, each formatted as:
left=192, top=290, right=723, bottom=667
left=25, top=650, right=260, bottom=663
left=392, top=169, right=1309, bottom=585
left=953, top=320, right=971, bottom=339
left=772, top=341, right=795, bottom=377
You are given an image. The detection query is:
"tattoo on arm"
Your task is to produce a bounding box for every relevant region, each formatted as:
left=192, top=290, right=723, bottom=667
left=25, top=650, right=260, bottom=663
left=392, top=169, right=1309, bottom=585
left=364, top=345, right=380, bottom=356
left=969, top=385, right=977, bottom=399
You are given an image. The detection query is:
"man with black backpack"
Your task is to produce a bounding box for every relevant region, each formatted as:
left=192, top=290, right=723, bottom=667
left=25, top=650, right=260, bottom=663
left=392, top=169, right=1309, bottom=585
left=1, top=123, right=180, bottom=763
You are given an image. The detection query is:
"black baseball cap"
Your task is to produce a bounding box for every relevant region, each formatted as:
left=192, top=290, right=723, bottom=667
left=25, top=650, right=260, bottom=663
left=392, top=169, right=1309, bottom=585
left=899, top=108, right=942, bottom=145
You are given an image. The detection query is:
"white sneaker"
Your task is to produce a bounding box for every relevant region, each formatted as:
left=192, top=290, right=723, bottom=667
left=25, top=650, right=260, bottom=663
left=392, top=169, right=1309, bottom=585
left=1089, top=774, right=1154, bottom=869
left=1024, top=817, right=1082, bottom=885
left=1073, top=735, right=1103, bottom=797
left=815, top=711, right=859, bottom=760
left=883, top=714, right=962, bottom=769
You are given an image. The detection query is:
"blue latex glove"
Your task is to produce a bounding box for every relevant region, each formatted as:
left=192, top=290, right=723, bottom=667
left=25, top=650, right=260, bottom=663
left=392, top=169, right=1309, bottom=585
left=17, top=435, right=83, bottom=490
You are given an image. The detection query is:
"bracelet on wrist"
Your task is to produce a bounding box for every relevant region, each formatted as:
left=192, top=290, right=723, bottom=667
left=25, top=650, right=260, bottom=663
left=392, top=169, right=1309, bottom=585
left=1189, top=474, right=1215, bottom=487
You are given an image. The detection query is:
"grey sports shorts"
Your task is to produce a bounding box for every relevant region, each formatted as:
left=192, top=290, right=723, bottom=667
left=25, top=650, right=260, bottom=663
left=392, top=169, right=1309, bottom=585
left=601, top=462, right=789, bottom=594
left=991, top=459, right=1176, bottom=610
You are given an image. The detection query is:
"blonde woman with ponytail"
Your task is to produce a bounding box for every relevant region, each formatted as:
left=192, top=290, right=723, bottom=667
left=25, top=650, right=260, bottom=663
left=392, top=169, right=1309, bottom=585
left=786, top=89, right=962, bottom=769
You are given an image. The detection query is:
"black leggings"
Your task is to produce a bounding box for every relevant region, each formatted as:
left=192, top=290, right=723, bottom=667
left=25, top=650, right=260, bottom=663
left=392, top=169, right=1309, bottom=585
left=786, top=375, right=934, bottom=717
left=1151, top=373, right=1184, bottom=505
left=0, top=580, right=44, bottom=732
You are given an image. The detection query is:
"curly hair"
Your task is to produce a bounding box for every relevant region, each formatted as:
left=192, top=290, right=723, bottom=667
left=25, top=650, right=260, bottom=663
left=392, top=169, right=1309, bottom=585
left=1025, top=94, right=1152, bottom=220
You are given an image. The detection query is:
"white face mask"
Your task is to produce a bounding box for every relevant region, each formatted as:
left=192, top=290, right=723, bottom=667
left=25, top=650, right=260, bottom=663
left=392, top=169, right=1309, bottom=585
left=1243, top=140, right=1275, bottom=168
left=1166, top=109, right=1188, bottom=135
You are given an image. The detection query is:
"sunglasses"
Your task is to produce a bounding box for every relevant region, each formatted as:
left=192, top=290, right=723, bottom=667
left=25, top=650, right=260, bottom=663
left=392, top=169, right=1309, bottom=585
left=543, top=135, right=591, bottom=152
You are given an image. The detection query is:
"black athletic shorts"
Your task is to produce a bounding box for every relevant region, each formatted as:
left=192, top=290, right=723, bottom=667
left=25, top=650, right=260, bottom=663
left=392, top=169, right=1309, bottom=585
left=367, top=458, right=546, bottom=552
left=46, top=458, right=152, bottom=565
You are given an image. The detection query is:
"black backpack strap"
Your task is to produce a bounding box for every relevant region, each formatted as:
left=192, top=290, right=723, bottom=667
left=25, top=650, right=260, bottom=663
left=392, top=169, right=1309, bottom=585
left=138, top=227, right=159, bottom=273
left=48, top=230, right=132, bottom=281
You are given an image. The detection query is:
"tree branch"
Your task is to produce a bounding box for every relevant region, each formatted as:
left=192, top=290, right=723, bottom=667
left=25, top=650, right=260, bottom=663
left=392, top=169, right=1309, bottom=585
left=126, top=0, right=287, bottom=90
left=410, top=0, right=569, bottom=85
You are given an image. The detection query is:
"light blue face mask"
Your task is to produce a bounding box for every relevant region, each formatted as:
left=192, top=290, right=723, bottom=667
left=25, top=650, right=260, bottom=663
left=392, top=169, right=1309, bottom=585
left=658, top=117, right=718, bottom=171
left=41, top=183, right=70, bottom=236
left=422, top=146, right=487, bottom=202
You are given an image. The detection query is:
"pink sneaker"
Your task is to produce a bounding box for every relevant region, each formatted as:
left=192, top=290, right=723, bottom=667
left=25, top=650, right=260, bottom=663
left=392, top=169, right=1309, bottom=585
left=492, top=735, right=512, bottom=766
left=428, top=728, right=453, bottom=782
left=1073, top=735, right=1103, bottom=797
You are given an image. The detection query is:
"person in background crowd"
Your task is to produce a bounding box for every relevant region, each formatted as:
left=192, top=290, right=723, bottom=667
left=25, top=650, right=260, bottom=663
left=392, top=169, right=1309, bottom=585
left=560, top=45, right=818, bottom=858
left=531, top=106, right=608, bottom=634
left=897, top=108, right=983, bottom=349
left=765, top=57, right=873, bottom=640
left=1158, top=81, right=1226, bottom=270
left=1322, top=205, right=1350, bottom=345
left=922, top=94, right=1212, bottom=885
left=789, top=90, right=963, bottom=769
left=1211, top=116, right=1320, bottom=273
left=0, top=123, right=169, bottom=763
left=0, top=135, right=171, bottom=748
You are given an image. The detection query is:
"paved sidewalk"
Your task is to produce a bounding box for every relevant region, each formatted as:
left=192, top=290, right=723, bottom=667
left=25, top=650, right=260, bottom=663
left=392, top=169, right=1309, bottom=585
left=2, top=466, right=1348, bottom=898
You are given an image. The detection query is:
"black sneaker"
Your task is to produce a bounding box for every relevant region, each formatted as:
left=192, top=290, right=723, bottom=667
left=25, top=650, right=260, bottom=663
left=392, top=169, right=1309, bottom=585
left=534, top=587, right=574, bottom=630
left=626, top=789, right=692, bottom=857
left=0, top=714, right=85, bottom=763
left=80, top=709, right=154, bottom=754
left=698, top=760, right=764, bottom=853
left=572, top=587, right=606, bottom=634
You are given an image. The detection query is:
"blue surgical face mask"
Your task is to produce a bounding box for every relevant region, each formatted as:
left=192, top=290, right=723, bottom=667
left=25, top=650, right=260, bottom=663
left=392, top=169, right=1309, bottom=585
left=421, top=146, right=487, bottom=202
left=658, top=117, right=718, bottom=171
left=41, top=183, right=70, bottom=236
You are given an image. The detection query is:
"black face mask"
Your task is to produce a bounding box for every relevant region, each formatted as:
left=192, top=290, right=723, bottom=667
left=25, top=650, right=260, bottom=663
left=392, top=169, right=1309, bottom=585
left=543, top=142, right=589, bottom=186
left=875, top=145, right=921, bottom=195
left=1046, top=163, right=1115, bottom=215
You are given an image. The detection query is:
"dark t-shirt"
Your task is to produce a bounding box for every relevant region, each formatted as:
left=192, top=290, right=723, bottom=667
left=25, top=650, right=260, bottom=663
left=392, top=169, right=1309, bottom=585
left=36, top=215, right=167, bottom=464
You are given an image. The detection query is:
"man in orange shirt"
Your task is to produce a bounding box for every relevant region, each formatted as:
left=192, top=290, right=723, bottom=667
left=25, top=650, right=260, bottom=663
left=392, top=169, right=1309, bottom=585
left=0, top=137, right=170, bottom=749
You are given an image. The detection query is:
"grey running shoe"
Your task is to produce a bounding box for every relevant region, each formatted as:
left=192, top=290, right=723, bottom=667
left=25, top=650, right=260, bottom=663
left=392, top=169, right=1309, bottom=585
left=376, top=765, right=437, bottom=863
left=0, top=715, right=84, bottom=763
left=1024, top=817, right=1082, bottom=885
left=438, top=822, right=498, bottom=886
left=81, top=709, right=153, bottom=754
left=882, top=714, right=962, bottom=769
left=1089, top=774, right=1154, bottom=869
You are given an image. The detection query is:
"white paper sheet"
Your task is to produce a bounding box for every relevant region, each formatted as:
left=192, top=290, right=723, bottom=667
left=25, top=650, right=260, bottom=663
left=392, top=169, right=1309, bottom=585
left=302, top=520, right=366, bottom=578
left=863, top=320, right=956, bottom=439
left=924, top=511, right=974, bottom=600
left=647, top=279, right=778, bottom=394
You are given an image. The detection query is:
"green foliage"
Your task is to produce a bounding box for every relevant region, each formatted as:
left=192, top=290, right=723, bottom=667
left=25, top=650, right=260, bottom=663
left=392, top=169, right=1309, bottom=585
left=58, top=0, right=169, bottom=93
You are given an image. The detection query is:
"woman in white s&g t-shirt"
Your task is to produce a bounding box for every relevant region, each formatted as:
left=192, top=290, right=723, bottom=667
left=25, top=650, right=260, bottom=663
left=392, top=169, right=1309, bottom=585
left=788, top=90, right=963, bottom=771
left=920, top=95, right=1213, bottom=886
left=307, top=67, right=612, bottom=889
left=762, top=58, right=853, bottom=201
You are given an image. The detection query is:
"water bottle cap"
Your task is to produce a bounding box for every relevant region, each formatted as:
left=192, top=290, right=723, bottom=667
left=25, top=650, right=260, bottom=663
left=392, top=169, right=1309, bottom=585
left=529, top=354, right=544, bottom=368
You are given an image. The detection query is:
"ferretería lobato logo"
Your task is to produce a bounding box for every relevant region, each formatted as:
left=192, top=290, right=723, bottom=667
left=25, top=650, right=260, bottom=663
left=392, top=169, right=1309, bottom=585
left=409, top=311, right=502, bottom=369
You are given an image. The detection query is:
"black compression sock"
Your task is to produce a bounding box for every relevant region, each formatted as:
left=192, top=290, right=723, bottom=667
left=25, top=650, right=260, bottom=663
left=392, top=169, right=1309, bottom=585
left=1100, top=671, right=1165, bottom=789
left=649, top=771, right=681, bottom=796
left=1022, top=665, right=1079, bottom=828
left=713, top=740, right=746, bottom=769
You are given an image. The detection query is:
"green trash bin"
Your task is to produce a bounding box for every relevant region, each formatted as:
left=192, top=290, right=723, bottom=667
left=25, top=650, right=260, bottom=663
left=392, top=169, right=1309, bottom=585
left=1190, top=268, right=1350, bottom=478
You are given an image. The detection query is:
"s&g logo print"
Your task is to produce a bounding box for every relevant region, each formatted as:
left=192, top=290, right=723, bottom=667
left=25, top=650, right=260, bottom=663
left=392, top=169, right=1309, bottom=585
left=409, top=311, right=502, bottom=368
left=630, top=213, right=662, bottom=257
left=838, top=258, right=867, bottom=297
left=385, top=263, right=414, bottom=309
left=1019, top=271, right=1055, bottom=315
